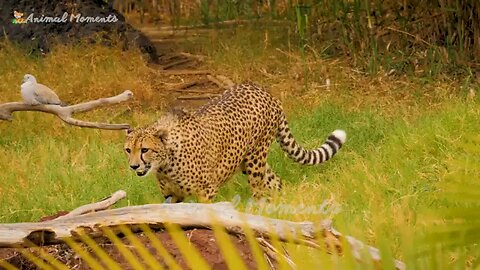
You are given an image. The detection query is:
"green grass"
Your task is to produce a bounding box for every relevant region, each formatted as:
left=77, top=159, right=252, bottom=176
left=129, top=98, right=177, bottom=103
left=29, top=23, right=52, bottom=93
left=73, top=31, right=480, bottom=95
left=0, top=115, right=161, bottom=222
left=1, top=32, right=479, bottom=268
left=2, top=93, right=476, bottom=265
left=218, top=100, right=480, bottom=265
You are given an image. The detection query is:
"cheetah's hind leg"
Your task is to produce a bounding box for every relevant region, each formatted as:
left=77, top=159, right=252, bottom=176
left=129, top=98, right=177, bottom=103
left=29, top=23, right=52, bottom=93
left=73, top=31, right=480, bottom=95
left=243, top=151, right=282, bottom=199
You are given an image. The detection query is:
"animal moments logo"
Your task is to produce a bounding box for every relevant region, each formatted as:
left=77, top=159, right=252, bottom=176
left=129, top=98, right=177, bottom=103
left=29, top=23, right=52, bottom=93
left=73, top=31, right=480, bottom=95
left=11, top=10, right=119, bottom=24
left=12, top=10, right=26, bottom=24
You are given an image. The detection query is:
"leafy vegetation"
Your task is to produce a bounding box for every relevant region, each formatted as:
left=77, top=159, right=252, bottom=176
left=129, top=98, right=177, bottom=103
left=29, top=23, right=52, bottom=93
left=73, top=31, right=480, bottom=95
left=1, top=3, right=479, bottom=267
left=125, top=0, right=480, bottom=76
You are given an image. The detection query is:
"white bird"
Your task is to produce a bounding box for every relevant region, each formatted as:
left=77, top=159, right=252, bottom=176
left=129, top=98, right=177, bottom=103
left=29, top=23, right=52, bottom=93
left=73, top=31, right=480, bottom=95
left=21, top=74, right=65, bottom=106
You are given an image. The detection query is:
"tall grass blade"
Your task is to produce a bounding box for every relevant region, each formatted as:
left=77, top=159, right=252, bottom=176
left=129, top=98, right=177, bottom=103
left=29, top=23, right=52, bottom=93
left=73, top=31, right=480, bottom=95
left=0, top=257, right=19, bottom=270
left=138, top=224, right=183, bottom=270
left=16, top=248, right=54, bottom=270
left=100, top=226, right=144, bottom=270
left=19, top=240, right=70, bottom=270
left=238, top=216, right=270, bottom=270
left=210, top=216, right=248, bottom=270
left=0, top=260, right=17, bottom=270
left=75, top=229, right=123, bottom=270
left=164, top=223, right=211, bottom=269
left=263, top=220, right=290, bottom=270
left=118, top=225, right=165, bottom=270
left=63, top=237, right=105, bottom=270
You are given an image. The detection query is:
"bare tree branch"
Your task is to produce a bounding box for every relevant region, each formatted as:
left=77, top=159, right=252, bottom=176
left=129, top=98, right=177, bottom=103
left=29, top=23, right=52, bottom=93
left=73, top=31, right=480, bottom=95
left=0, top=90, right=133, bottom=130
left=54, top=190, right=126, bottom=220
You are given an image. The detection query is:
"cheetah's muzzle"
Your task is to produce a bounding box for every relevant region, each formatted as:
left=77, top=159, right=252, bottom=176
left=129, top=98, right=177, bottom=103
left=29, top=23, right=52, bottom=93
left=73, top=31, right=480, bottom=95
left=135, top=165, right=151, bottom=177
left=136, top=171, right=147, bottom=176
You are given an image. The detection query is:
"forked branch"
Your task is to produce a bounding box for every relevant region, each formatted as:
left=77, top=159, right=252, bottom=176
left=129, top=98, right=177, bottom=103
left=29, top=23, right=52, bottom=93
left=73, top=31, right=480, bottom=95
left=54, top=190, right=127, bottom=220
left=0, top=90, right=133, bottom=130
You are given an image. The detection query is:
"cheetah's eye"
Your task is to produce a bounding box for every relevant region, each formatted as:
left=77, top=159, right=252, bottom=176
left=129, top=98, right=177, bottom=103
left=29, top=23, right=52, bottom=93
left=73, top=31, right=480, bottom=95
left=141, top=148, right=149, bottom=153
left=125, top=148, right=131, bottom=154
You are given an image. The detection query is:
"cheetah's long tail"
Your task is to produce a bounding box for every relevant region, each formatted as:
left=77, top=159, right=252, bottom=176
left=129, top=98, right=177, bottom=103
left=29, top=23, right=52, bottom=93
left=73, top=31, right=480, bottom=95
left=276, top=115, right=346, bottom=165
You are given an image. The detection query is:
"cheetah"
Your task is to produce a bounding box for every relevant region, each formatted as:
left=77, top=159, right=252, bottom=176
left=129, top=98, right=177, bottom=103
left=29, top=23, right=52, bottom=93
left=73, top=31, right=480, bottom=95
left=124, top=82, right=346, bottom=203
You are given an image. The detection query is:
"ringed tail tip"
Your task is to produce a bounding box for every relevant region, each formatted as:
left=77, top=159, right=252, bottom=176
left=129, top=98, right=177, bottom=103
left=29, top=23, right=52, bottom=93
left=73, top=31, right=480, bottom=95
left=331, top=129, right=347, bottom=144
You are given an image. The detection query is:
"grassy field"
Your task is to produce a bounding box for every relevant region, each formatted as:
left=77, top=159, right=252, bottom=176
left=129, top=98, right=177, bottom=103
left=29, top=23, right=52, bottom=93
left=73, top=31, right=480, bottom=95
left=0, top=25, right=479, bottom=268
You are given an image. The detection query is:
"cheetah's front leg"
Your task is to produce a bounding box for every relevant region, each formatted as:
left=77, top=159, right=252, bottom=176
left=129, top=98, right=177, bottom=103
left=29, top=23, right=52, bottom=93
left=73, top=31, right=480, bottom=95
left=195, top=187, right=217, bottom=203
left=163, top=194, right=184, bottom=203
left=156, top=172, right=184, bottom=203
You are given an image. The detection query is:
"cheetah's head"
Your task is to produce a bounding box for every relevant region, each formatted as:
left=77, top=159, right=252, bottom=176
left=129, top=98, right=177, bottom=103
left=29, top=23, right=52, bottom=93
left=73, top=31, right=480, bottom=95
left=124, top=127, right=169, bottom=177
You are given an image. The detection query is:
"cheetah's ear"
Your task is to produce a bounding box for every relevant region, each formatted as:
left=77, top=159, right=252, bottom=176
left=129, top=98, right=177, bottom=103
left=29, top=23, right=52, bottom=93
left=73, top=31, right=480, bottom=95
left=126, top=128, right=133, bottom=135
left=155, top=128, right=169, bottom=143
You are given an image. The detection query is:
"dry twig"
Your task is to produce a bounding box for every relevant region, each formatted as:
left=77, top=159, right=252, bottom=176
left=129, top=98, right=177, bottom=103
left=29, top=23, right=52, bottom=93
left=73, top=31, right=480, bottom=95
left=54, top=190, right=127, bottom=220
left=0, top=90, right=133, bottom=130
left=179, top=52, right=206, bottom=61
left=161, top=59, right=193, bottom=70
left=157, top=70, right=212, bottom=75
left=386, top=26, right=433, bottom=47
left=257, top=237, right=296, bottom=269
left=167, top=79, right=210, bottom=92
left=177, top=94, right=219, bottom=100
left=207, top=75, right=235, bottom=89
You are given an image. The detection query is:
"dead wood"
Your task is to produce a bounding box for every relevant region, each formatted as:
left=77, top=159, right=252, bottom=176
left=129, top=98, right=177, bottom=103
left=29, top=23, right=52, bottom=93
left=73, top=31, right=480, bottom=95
left=0, top=90, right=133, bottom=130
left=177, top=94, right=219, bottom=100
left=157, top=70, right=212, bottom=75
left=207, top=75, right=235, bottom=89
left=174, top=89, right=219, bottom=94
left=167, top=79, right=210, bottom=92
left=162, top=59, right=194, bottom=70
left=162, top=52, right=206, bottom=62
left=0, top=198, right=405, bottom=270
left=215, top=75, right=235, bottom=88
left=178, top=52, right=206, bottom=61
left=54, top=190, right=126, bottom=220
left=257, top=237, right=296, bottom=269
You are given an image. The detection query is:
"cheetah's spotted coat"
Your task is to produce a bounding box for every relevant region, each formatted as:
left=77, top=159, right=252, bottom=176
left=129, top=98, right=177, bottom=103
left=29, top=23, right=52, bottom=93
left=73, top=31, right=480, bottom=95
left=124, top=82, right=346, bottom=202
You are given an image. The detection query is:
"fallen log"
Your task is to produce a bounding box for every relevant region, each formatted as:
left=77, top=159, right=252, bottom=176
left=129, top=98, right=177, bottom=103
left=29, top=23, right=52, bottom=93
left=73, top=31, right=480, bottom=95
left=0, top=191, right=405, bottom=270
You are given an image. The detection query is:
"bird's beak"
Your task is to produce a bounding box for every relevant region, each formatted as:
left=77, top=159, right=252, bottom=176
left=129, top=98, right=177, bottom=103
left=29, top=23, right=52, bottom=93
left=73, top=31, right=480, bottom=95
left=21, top=78, right=26, bottom=83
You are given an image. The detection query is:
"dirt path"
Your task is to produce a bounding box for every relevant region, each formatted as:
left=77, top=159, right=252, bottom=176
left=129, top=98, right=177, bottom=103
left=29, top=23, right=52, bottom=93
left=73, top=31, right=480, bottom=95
left=141, top=26, right=234, bottom=113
